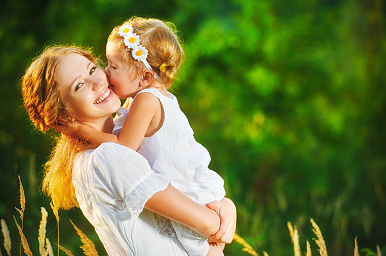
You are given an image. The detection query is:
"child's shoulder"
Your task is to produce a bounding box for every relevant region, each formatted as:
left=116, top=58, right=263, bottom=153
left=132, top=89, right=161, bottom=108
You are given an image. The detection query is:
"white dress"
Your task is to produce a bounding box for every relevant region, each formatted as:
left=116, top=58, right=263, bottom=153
left=72, top=142, right=189, bottom=255
left=113, top=87, right=226, bottom=256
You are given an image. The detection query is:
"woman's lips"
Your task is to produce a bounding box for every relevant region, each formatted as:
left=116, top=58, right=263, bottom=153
left=94, top=88, right=112, bottom=104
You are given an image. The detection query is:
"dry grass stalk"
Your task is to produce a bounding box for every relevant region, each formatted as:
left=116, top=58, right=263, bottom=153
left=354, top=237, right=359, bottom=256
left=306, top=240, right=312, bottom=256
left=310, top=218, right=328, bottom=256
left=50, top=202, right=60, bottom=256
left=58, top=245, right=75, bottom=256
left=15, top=175, right=26, bottom=221
left=233, top=233, right=260, bottom=256
left=16, top=175, right=26, bottom=256
left=70, top=220, right=99, bottom=256
left=45, top=238, right=54, bottom=256
left=1, top=219, right=12, bottom=256
left=39, top=207, right=48, bottom=255
left=13, top=216, right=33, bottom=256
left=288, top=222, right=301, bottom=256
left=377, top=245, right=382, bottom=256
left=50, top=203, right=59, bottom=223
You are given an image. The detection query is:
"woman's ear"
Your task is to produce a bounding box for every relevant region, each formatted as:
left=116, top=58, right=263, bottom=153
left=139, top=70, right=155, bottom=88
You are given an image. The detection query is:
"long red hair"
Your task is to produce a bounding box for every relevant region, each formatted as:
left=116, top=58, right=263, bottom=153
left=22, top=45, right=97, bottom=209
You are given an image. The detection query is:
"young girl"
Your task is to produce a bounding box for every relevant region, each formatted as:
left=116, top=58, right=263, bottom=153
left=70, top=17, right=231, bottom=255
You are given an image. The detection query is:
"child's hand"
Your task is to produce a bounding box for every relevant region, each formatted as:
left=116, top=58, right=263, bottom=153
left=55, top=122, right=82, bottom=137
left=206, top=198, right=237, bottom=244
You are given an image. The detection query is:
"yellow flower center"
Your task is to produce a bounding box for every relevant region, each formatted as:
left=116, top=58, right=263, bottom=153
left=129, top=37, right=136, bottom=43
left=136, top=50, right=143, bottom=56
left=123, top=28, right=130, bottom=33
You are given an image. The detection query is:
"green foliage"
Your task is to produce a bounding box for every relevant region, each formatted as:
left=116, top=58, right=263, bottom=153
left=1, top=0, right=386, bottom=255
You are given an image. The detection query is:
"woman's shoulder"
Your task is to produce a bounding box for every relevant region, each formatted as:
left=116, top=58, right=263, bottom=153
left=90, top=143, right=154, bottom=184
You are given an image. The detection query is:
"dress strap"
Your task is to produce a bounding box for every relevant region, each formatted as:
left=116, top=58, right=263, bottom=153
left=135, top=87, right=163, bottom=99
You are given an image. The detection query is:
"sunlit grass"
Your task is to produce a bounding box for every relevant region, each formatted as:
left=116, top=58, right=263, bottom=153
left=1, top=177, right=383, bottom=256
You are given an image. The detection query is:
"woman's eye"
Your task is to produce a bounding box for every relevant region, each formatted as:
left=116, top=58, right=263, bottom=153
left=89, top=67, right=96, bottom=75
left=75, top=82, right=83, bottom=91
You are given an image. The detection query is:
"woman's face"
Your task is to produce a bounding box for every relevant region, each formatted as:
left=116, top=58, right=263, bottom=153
left=57, top=53, right=121, bottom=127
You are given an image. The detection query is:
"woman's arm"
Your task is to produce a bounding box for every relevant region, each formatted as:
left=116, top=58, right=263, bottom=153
left=145, top=185, right=220, bottom=238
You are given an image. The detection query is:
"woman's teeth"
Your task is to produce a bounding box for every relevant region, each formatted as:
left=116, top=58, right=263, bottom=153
left=94, top=89, right=111, bottom=104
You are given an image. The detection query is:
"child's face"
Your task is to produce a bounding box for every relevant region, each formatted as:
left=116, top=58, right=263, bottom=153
left=105, top=41, right=142, bottom=99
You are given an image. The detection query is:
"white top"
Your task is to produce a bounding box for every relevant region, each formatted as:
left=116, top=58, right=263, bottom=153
left=113, top=87, right=226, bottom=205
left=72, top=142, right=190, bottom=255
left=113, top=87, right=225, bottom=256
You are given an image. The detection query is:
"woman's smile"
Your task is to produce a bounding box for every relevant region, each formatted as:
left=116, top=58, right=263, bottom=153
left=94, top=87, right=113, bottom=104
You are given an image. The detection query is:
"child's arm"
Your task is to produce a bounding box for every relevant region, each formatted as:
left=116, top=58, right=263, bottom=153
left=77, top=124, right=118, bottom=144
left=116, top=92, right=160, bottom=150
left=56, top=121, right=118, bottom=145
left=59, top=93, right=159, bottom=148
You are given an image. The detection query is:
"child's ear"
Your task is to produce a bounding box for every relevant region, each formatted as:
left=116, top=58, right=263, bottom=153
left=139, top=70, right=155, bottom=87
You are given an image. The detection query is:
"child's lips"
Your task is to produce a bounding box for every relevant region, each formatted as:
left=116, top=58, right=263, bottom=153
left=109, top=84, right=116, bottom=93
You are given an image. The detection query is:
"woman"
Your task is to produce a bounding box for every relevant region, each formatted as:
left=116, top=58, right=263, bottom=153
left=22, top=45, right=236, bottom=255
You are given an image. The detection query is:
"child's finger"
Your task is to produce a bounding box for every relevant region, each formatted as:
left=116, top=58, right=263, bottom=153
left=206, top=201, right=220, bottom=214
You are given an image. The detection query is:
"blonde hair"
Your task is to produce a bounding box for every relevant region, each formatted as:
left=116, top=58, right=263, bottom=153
left=22, top=45, right=96, bottom=210
left=108, top=17, right=184, bottom=88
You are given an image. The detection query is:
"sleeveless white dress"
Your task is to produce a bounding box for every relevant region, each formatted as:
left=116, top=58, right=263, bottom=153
left=113, top=87, right=226, bottom=255
left=72, top=143, right=189, bottom=255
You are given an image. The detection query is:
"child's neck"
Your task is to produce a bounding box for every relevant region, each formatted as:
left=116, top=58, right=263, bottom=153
left=144, top=80, right=168, bottom=96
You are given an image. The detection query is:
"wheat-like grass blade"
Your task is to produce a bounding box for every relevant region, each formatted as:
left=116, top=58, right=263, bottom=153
left=1, top=219, right=11, bottom=256
left=288, top=222, right=301, bottom=256
left=39, top=207, right=48, bottom=255
left=58, top=245, right=74, bottom=256
left=70, top=220, right=99, bottom=256
left=15, top=175, right=26, bottom=221
left=306, top=240, right=312, bottom=256
left=233, top=233, right=260, bottom=256
left=45, top=238, right=54, bottom=256
left=13, top=216, right=32, bottom=256
left=353, top=237, right=359, bottom=256
left=50, top=202, right=60, bottom=256
left=310, top=218, right=327, bottom=256
left=377, top=245, right=382, bottom=256
left=16, top=175, right=26, bottom=256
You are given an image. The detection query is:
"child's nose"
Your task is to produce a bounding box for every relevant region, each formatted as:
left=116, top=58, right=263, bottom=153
left=104, top=66, right=110, bottom=76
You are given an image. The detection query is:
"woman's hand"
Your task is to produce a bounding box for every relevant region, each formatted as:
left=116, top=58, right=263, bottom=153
left=206, top=197, right=237, bottom=244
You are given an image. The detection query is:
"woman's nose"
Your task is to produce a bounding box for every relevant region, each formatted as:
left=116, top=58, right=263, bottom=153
left=90, top=76, right=105, bottom=90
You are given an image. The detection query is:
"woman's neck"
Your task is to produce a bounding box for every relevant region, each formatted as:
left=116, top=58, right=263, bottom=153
left=83, top=116, right=115, bottom=134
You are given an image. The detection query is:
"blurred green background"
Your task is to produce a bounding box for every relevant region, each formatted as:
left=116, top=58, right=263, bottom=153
left=1, top=0, right=385, bottom=255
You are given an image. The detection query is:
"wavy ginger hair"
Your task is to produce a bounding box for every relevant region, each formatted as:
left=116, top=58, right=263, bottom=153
left=22, top=46, right=96, bottom=210
left=108, top=17, right=184, bottom=88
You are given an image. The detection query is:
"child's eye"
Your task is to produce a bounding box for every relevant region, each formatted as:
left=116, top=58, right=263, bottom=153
left=89, top=66, right=97, bottom=75
left=111, top=65, right=117, bottom=70
left=75, top=82, right=83, bottom=91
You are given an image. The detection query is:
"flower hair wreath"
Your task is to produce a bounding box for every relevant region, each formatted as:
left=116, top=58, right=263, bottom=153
left=118, top=24, right=162, bottom=82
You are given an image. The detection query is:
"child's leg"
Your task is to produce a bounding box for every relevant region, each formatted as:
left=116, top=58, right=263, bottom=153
left=206, top=243, right=224, bottom=256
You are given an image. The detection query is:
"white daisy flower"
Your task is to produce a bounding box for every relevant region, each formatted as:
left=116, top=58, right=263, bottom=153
left=132, top=45, right=148, bottom=61
left=124, top=33, right=140, bottom=48
left=118, top=25, right=133, bottom=37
